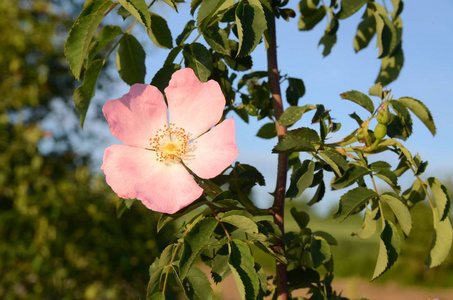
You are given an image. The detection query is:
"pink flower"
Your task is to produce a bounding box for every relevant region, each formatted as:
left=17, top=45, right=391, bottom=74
left=101, top=68, right=238, bottom=214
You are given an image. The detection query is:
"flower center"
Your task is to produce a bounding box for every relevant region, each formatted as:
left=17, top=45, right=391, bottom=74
left=150, top=123, right=191, bottom=162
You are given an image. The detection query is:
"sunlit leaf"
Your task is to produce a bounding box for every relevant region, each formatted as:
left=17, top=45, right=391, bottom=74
left=182, top=265, right=213, bottom=300
left=353, top=206, right=379, bottom=239
left=340, top=90, right=374, bottom=113
left=118, top=0, right=151, bottom=29
left=273, top=127, right=320, bottom=152
left=428, top=178, right=451, bottom=221
left=286, top=160, right=315, bottom=198
left=235, top=1, right=267, bottom=57
left=372, top=220, right=400, bottom=280
left=334, top=187, right=377, bottom=222
left=398, top=96, right=436, bottom=136
left=426, top=207, right=453, bottom=268
left=279, top=105, right=316, bottom=127
left=87, top=25, right=123, bottom=65
left=310, top=235, right=331, bottom=268
left=337, top=0, right=368, bottom=20
left=381, top=193, right=411, bottom=236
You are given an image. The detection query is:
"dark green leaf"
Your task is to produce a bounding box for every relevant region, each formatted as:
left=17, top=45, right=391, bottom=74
left=353, top=206, right=379, bottom=239
left=279, top=105, right=316, bottom=127
left=318, top=149, right=349, bottom=176
left=307, top=180, right=325, bottom=205
left=180, top=217, right=218, bottom=279
left=87, top=25, right=123, bottom=65
left=273, top=127, right=320, bottom=153
left=353, top=15, right=376, bottom=52
left=372, top=220, right=401, bottom=280
left=151, top=63, right=181, bottom=93
left=211, top=244, right=231, bottom=283
left=286, top=160, right=315, bottom=198
left=116, top=34, right=146, bottom=85
left=298, top=5, right=326, bottom=30
left=116, top=198, right=135, bottom=218
left=202, top=23, right=231, bottom=55
left=369, top=161, right=391, bottom=172
left=291, top=207, right=310, bottom=230
left=235, top=1, right=267, bottom=57
left=73, top=59, right=104, bottom=127
left=334, top=187, right=377, bottom=222
left=164, top=45, right=183, bottom=65
left=310, top=235, right=331, bottom=268
left=148, top=13, right=173, bottom=49
left=398, top=96, right=436, bottom=136
left=223, top=55, right=253, bottom=71
left=387, top=99, right=412, bottom=140
left=117, top=5, right=131, bottom=19
left=313, top=231, right=337, bottom=245
left=228, top=240, right=260, bottom=300
left=376, top=46, right=404, bottom=86
left=118, top=0, right=151, bottom=29
left=286, top=78, right=306, bottom=106
left=428, top=178, right=451, bottom=222
left=402, top=179, right=426, bottom=207
left=375, top=169, right=400, bottom=192
left=331, top=164, right=371, bottom=190
left=256, top=122, right=276, bottom=139
left=64, top=0, right=113, bottom=79
left=238, top=71, right=268, bottom=90
left=183, top=43, right=212, bottom=82
left=197, top=0, right=226, bottom=30
left=426, top=207, right=453, bottom=268
left=337, top=0, right=368, bottom=19
left=182, top=265, right=213, bottom=300
left=318, top=30, right=337, bottom=57
left=381, top=193, right=411, bottom=236
left=191, top=0, right=202, bottom=15
left=176, top=20, right=196, bottom=46
left=340, top=90, right=374, bottom=113
left=374, top=10, right=397, bottom=58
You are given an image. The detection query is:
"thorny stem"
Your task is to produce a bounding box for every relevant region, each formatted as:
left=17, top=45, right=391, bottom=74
left=267, top=18, right=288, bottom=300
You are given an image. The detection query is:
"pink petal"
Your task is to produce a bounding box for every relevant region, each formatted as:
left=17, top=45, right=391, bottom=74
left=135, top=162, right=203, bottom=214
left=165, top=68, right=226, bottom=138
left=102, top=144, right=203, bottom=214
left=183, top=118, right=238, bottom=179
left=103, top=84, right=168, bottom=148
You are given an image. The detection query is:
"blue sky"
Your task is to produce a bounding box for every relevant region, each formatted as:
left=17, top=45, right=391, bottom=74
left=66, top=0, right=453, bottom=212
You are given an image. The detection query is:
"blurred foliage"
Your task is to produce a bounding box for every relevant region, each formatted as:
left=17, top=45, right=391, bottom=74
left=0, top=1, right=173, bottom=299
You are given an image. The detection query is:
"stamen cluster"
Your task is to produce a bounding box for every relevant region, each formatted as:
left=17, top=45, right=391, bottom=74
left=149, top=123, right=190, bottom=162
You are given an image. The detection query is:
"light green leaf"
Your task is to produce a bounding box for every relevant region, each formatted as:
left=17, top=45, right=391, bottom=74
left=331, top=164, right=371, bottom=190
left=428, top=178, right=452, bottom=221
left=279, top=105, right=316, bottom=127
left=162, top=0, right=179, bottom=11
left=211, top=244, right=231, bottom=283
left=381, top=193, right=411, bottom=236
left=369, top=82, right=383, bottom=98
left=340, top=90, right=374, bottom=113
left=256, top=122, right=276, bottom=139
left=183, top=43, right=212, bottom=82
left=221, top=214, right=259, bottom=235
left=228, top=240, right=260, bottom=300
left=180, top=217, right=218, bottom=279
left=116, top=34, right=146, bottom=85
left=148, top=13, right=173, bottom=49
left=87, top=25, right=123, bottom=65
left=353, top=206, right=379, bottom=239
left=151, top=63, right=181, bottom=93
left=176, top=20, right=196, bottom=46
left=64, top=0, right=113, bottom=79
left=182, top=265, right=213, bottom=300
left=426, top=208, right=453, bottom=268
left=372, top=220, right=401, bottom=280
left=197, top=0, right=227, bottom=30
left=337, top=0, right=368, bottom=20
left=73, top=59, right=104, bottom=127
left=286, top=160, right=315, bottom=198
left=286, top=78, right=306, bottom=106
left=310, top=235, right=331, bottom=268
left=374, top=10, right=397, bottom=58
left=398, top=97, right=436, bottom=136
left=272, top=127, right=320, bottom=152
left=118, top=0, right=151, bottom=29
left=148, top=292, right=165, bottom=300
left=334, top=187, right=377, bottom=222
left=235, top=1, right=267, bottom=57
left=318, top=149, right=349, bottom=176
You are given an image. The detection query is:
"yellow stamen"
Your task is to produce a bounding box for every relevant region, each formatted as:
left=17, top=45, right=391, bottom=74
left=149, top=124, right=191, bottom=162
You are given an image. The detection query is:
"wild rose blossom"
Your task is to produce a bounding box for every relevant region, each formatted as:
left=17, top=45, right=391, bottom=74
left=101, top=68, right=238, bottom=214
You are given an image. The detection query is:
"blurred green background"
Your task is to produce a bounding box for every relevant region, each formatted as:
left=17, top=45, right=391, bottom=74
left=1, top=1, right=451, bottom=299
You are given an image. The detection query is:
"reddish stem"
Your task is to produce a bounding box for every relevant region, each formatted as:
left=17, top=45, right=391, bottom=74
left=267, top=19, right=288, bottom=300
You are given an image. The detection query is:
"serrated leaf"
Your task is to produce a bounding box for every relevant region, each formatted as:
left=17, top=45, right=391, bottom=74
left=180, top=217, right=218, bottom=279
left=398, top=97, right=436, bottom=136
left=221, top=214, right=259, bottom=235
left=376, top=46, right=404, bottom=86
left=148, top=13, right=173, bottom=49
left=183, top=43, right=212, bottom=82
left=337, top=0, right=368, bottom=19
left=211, top=244, right=231, bottom=283
left=291, top=207, right=310, bottom=230
left=318, top=149, right=348, bottom=176
left=331, top=164, right=371, bottom=190
left=340, top=90, right=374, bottom=113
left=151, top=63, right=181, bottom=93
left=374, top=11, right=398, bottom=59
left=286, top=160, right=315, bottom=198
left=162, top=0, right=179, bottom=11
left=428, top=178, right=452, bottom=222
left=223, top=55, right=253, bottom=71
left=279, top=105, right=316, bottom=127
left=202, top=23, right=231, bottom=55
left=197, top=0, right=227, bottom=30
left=426, top=208, right=453, bottom=268
left=87, top=25, right=123, bottom=65
left=256, top=122, right=276, bottom=139
left=334, top=187, right=377, bottom=222
left=307, top=180, right=326, bottom=206
left=273, top=127, right=320, bottom=153
left=381, top=193, right=411, bottom=236
left=191, top=0, right=202, bottom=15
left=176, top=20, right=196, bottom=46
left=235, top=1, right=267, bottom=57
left=228, top=240, right=260, bottom=300
left=65, top=0, right=113, bottom=79
left=353, top=15, right=376, bottom=52
left=310, top=235, right=331, bottom=268
left=353, top=206, right=379, bottom=239
left=73, top=59, right=104, bottom=127
left=182, top=265, right=213, bottom=300
left=372, top=220, right=400, bottom=280
left=375, top=169, right=400, bottom=192
left=116, top=34, right=146, bottom=85
left=118, top=0, right=151, bottom=29
left=286, top=78, right=306, bottom=106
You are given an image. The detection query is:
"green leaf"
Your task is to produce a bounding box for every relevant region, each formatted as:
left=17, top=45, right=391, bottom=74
left=286, top=78, right=306, bottom=106
left=428, top=178, right=452, bottom=222
left=340, top=90, right=374, bottom=113
left=298, top=5, right=326, bottom=31
left=176, top=20, right=196, bottom=46
left=376, top=46, right=404, bottom=86
left=180, top=217, right=218, bottom=279
left=148, top=13, right=173, bottom=49
left=381, top=193, right=411, bottom=236
left=354, top=15, right=376, bottom=52
left=211, top=244, right=231, bottom=283
left=164, top=45, right=183, bottom=65
left=398, top=96, right=436, bottom=136
left=228, top=240, right=260, bottom=300
left=202, top=23, right=231, bottom=55
left=291, top=207, right=310, bottom=230
left=256, top=122, right=276, bottom=139
left=221, top=214, right=259, bottom=235
left=369, top=82, right=383, bottom=98
left=87, top=25, right=123, bottom=65
left=116, top=198, right=135, bottom=218
left=273, top=127, right=320, bottom=153
left=148, top=292, right=165, bottom=300
left=375, top=169, right=400, bottom=192
left=118, top=0, right=151, bottom=29
left=318, top=30, right=337, bottom=57
left=191, top=0, right=203, bottom=15
left=183, top=43, right=213, bottom=82
left=64, top=0, right=113, bottom=79
left=426, top=207, right=453, bottom=268
left=374, top=10, right=397, bottom=58
left=223, top=55, right=253, bottom=72
left=331, top=164, right=371, bottom=190
left=197, top=0, right=227, bottom=30
left=337, top=0, right=368, bottom=19
left=162, top=0, right=179, bottom=11
left=353, top=206, right=379, bottom=239
left=235, top=1, right=267, bottom=57
left=279, top=105, right=316, bottom=127
left=307, top=180, right=326, bottom=206
left=182, top=265, right=213, bottom=300
left=73, top=59, right=104, bottom=127
left=286, top=160, right=315, bottom=198
left=334, top=187, right=377, bottom=222
left=387, top=99, right=412, bottom=140
left=372, top=220, right=401, bottom=280
left=116, top=34, right=146, bottom=85
left=310, top=235, right=331, bottom=268
left=318, top=149, right=349, bottom=176
left=151, top=63, right=181, bottom=93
